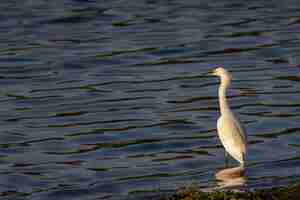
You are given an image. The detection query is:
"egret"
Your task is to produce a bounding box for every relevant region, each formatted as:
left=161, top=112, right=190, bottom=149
left=208, top=67, right=247, bottom=167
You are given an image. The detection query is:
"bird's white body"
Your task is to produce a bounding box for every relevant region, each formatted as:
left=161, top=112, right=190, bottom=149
left=211, top=67, right=247, bottom=167
left=217, top=113, right=246, bottom=165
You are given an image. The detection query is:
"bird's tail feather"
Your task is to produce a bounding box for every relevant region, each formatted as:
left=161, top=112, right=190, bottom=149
left=240, top=153, right=246, bottom=169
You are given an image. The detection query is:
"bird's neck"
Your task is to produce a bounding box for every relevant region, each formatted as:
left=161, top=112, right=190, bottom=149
left=218, top=80, right=230, bottom=115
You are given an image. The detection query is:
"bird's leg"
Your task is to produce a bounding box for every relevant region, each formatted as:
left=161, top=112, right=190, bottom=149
left=225, top=150, right=229, bottom=167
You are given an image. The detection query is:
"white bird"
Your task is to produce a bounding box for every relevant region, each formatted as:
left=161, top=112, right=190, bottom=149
left=209, top=67, right=247, bottom=167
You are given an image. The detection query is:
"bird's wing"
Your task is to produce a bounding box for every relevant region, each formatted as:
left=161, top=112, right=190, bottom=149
left=231, top=114, right=247, bottom=143
left=231, top=116, right=247, bottom=156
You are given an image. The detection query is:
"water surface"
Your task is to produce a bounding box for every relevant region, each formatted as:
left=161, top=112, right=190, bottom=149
left=0, top=0, right=300, bottom=199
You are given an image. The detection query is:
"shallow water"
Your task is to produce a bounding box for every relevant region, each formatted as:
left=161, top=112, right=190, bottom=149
left=0, top=0, right=300, bottom=199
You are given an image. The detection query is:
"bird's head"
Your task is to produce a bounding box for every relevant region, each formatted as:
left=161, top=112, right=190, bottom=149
left=208, top=67, right=232, bottom=85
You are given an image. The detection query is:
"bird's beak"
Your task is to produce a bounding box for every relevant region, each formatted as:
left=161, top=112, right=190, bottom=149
left=206, top=69, right=215, bottom=76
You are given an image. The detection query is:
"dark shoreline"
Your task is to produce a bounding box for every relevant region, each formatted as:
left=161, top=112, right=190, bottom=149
left=161, top=184, right=300, bottom=200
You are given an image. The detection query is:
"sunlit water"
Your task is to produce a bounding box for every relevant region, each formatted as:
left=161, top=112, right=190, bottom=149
left=0, top=0, right=300, bottom=199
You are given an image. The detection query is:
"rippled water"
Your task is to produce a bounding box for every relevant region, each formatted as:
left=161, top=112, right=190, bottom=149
left=1, top=0, right=300, bottom=199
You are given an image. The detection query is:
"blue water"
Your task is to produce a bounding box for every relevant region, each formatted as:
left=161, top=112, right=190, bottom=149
left=0, top=0, right=300, bottom=199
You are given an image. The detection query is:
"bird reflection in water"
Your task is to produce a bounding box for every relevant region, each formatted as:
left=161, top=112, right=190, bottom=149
left=215, top=166, right=246, bottom=189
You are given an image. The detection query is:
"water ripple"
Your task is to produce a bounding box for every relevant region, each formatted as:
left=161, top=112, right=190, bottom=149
left=1, top=1, right=300, bottom=199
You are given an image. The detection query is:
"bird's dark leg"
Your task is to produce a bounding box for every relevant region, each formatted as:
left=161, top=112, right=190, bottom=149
left=225, top=150, right=229, bottom=167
